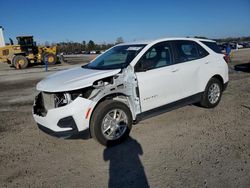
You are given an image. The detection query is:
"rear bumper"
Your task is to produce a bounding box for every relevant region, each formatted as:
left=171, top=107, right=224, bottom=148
left=223, top=81, right=229, bottom=91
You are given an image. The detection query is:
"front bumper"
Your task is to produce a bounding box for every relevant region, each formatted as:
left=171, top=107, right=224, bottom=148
left=33, top=92, right=96, bottom=138
left=38, top=123, right=90, bottom=139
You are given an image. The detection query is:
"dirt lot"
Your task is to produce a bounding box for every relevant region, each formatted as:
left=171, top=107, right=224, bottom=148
left=0, top=49, right=249, bottom=188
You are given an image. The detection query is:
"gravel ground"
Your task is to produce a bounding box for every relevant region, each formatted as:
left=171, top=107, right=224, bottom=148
left=0, top=49, right=249, bottom=188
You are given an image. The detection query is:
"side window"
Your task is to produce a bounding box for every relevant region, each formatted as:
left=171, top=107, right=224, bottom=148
left=174, top=40, right=200, bottom=63
left=135, top=42, right=173, bottom=71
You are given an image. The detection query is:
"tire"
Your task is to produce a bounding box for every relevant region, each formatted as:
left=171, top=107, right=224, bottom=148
left=43, top=53, right=57, bottom=65
left=200, top=78, right=222, bottom=108
left=12, top=55, right=29, bottom=69
left=90, top=100, right=132, bottom=146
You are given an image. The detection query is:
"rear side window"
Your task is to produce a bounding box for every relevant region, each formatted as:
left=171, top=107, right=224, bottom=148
left=201, top=41, right=223, bottom=54
left=196, top=43, right=209, bottom=58
left=173, top=40, right=199, bottom=63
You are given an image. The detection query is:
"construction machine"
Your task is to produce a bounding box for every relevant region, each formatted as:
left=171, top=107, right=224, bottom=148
left=0, top=26, right=57, bottom=69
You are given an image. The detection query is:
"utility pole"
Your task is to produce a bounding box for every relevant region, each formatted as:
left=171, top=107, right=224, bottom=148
left=0, top=26, right=6, bottom=47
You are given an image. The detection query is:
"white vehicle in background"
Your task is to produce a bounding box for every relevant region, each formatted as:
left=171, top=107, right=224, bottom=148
left=33, top=38, right=229, bottom=146
left=236, top=43, right=243, bottom=49
left=90, top=50, right=97, bottom=54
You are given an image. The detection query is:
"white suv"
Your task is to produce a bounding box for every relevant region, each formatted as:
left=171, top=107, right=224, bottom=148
left=33, top=38, right=229, bottom=146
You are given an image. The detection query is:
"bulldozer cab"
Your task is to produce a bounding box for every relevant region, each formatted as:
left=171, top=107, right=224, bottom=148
left=16, top=36, right=38, bottom=55
left=16, top=36, right=36, bottom=47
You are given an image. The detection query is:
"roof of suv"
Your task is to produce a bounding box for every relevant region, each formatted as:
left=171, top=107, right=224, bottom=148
left=119, top=37, right=215, bottom=46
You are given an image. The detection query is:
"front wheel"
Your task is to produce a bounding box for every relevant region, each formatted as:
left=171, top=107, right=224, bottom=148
left=90, top=100, right=132, bottom=146
left=200, top=78, right=222, bottom=108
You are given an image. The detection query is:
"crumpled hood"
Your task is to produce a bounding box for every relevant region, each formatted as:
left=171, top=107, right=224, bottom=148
left=37, top=67, right=121, bottom=92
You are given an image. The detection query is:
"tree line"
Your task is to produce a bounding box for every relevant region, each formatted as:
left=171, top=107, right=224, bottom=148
left=51, top=36, right=250, bottom=54
left=193, top=36, right=250, bottom=43
left=214, top=36, right=250, bottom=43
left=55, top=37, right=124, bottom=54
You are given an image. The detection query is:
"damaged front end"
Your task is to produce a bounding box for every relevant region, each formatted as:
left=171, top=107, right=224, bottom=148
left=33, top=65, right=141, bottom=138
left=32, top=87, right=95, bottom=138
left=33, top=87, right=93, bottom=117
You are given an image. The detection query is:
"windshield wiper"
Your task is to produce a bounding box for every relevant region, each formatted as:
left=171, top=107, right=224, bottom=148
left=82, top=64, right=105, bottom=70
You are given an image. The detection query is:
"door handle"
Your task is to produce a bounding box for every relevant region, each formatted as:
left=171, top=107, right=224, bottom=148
left=171, top=68, right=179, bottom=72
left=205, top=62, right=210, bottom=64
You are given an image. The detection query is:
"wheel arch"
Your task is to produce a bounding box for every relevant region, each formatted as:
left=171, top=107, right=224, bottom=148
left=89, top=92, right=134, bottom=131
left=212, top=74, right=224, bottom=85
left=88, top=92, right=134, bottom=138
left=202, top=74, right=224, bottom=92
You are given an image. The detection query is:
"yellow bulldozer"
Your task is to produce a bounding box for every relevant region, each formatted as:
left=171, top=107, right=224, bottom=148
left=0, top=27, right=57, bottom=69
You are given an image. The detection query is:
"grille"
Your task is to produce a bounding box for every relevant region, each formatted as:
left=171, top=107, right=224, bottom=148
left=42, top=92, right=55, bottom=110
left=33, top=93, right=47, bottom=116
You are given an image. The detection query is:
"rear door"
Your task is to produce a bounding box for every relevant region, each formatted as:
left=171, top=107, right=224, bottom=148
left=172, top=40, right=209, bottom=98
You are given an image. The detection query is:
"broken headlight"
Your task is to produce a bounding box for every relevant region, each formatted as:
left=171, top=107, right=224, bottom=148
left=54, top=91, right=84, bottom=108
left=54, top=93, right=72, bottom=108
left=42, top=92, right=73, bottom=109
left=42, top=90, right=87, bottom=110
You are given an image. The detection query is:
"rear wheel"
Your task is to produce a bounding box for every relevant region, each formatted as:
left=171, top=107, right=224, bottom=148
left=43, top=53, right=57, bottom=65
left=12, top=55, right=29, bottom=69
left=200, top=78, right=222, bottom=108
left=90, top=100, right=132, bottom=146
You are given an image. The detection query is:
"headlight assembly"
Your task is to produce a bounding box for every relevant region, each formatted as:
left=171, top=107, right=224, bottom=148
left=54, top=93, right=72, bottom=108
left=41, top=90, right=87, bottom=110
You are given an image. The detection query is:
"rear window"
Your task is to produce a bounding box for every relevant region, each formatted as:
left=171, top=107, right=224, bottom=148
left=201, top=41, right=223, bottom=54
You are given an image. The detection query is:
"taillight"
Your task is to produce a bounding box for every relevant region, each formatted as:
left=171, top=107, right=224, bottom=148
left=223, top=54, right=230, bottom=64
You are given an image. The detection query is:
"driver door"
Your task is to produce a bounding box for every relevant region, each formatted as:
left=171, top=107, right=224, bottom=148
left=135, top=41, right=183, bottom=112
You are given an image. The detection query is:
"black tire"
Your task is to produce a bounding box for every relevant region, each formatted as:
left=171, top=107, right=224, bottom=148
left=90, top=100, right=132, bottom=146
left=12, top=55, right=29, bottom=69
left=43, top=53, right=57, bottom=65
left=200, top=78, right=222, bottom=108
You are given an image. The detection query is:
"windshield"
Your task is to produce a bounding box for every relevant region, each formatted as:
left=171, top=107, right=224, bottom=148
left=83, top=44, right=145, bottom=70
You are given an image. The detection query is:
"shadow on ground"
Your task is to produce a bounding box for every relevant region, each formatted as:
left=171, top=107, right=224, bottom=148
left=234, top=62, right=250, bottom=73
left=103, top=137, right=149, bottom=188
